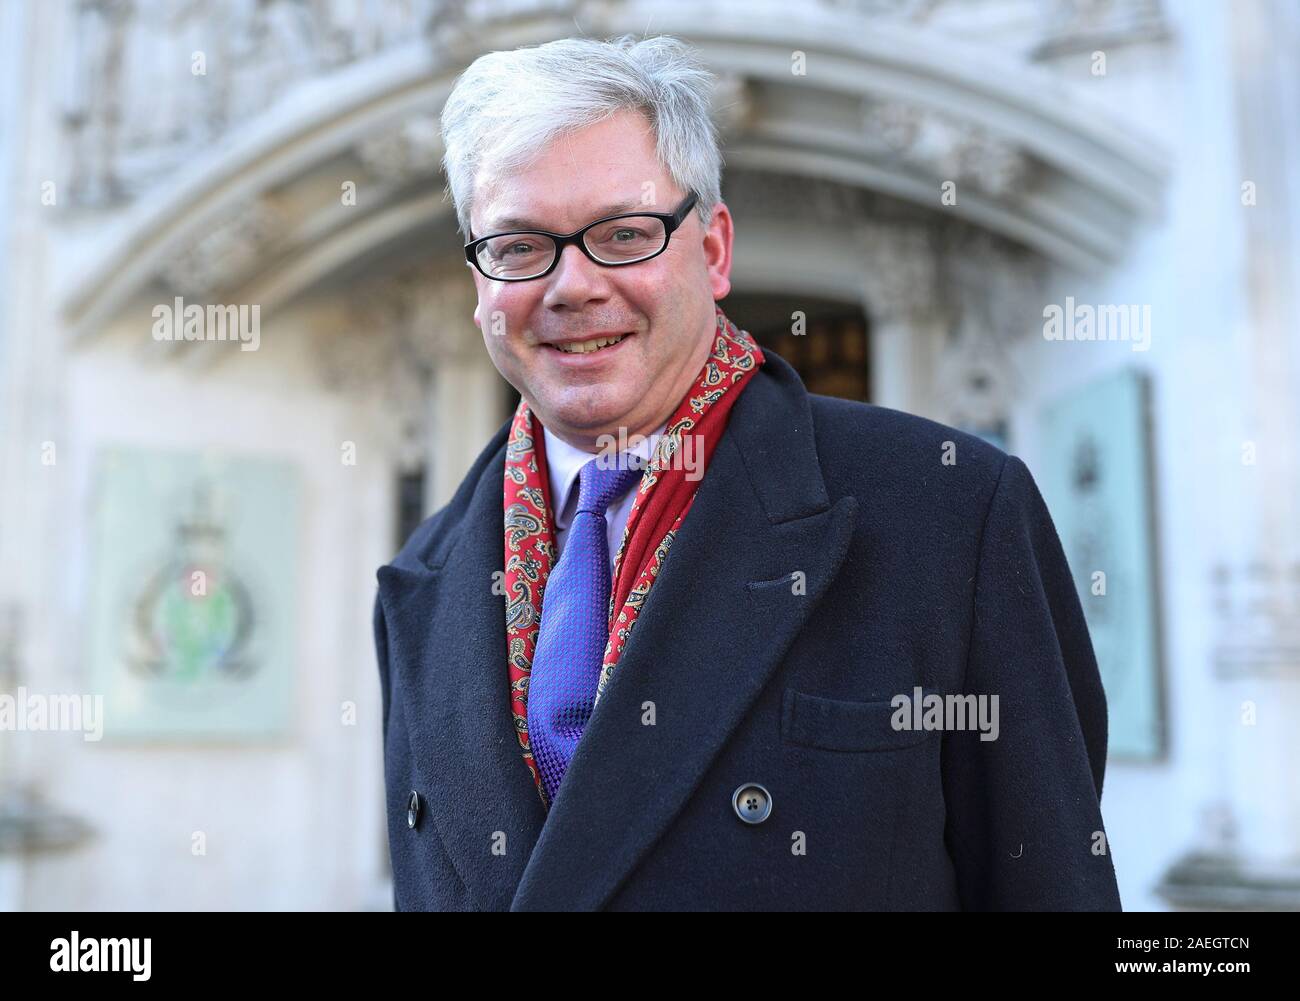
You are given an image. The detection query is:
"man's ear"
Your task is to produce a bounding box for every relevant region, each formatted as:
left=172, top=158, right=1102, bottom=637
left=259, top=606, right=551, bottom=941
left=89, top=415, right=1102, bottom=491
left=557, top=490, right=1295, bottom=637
left=702, top=199, right=734, bottom=301
left=470, top=268, right=488, bottom=331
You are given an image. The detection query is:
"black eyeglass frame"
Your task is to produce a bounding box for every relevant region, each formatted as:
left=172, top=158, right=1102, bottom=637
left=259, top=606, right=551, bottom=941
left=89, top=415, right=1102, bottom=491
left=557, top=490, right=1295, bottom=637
left=464, top=191, right=700, bottom=281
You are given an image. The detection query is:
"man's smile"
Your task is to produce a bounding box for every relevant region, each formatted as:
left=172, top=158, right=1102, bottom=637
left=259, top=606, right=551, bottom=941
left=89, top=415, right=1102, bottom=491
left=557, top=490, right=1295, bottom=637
left=549, top=332, right=629, bottom=354
left=539, top=330, right=636, bottom=366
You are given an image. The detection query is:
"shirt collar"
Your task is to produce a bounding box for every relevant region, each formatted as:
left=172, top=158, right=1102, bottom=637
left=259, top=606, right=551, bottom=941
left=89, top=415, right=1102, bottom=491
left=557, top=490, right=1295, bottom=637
left=543, top=422, right=667, bottom=531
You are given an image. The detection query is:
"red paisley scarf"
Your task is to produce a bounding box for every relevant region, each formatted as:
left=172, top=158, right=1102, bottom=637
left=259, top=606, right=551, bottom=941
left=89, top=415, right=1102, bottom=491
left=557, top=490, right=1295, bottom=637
left=503, top=304, right=765, bottom=806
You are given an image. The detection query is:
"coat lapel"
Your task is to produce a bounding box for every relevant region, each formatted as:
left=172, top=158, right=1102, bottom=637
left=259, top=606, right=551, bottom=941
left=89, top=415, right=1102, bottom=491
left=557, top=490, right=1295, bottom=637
left=376, top=432, right=548, bottom=912
left=510, top=350, right=859, bottom=910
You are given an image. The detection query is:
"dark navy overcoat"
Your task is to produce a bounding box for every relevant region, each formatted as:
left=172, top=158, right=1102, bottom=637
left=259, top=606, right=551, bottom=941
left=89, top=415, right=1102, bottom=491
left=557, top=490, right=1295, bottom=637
left=374, top=347, right=1122, bottom=911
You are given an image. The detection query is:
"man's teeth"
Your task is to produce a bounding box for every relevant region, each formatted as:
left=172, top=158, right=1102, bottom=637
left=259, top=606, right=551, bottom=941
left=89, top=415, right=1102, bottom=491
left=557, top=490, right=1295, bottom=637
left=552, top=333, right=627, bottom=354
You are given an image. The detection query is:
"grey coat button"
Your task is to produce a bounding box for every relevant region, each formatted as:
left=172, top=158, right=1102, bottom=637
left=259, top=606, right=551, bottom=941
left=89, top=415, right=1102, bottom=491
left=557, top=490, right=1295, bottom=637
left=732, top=783, right=772, bottom=824
left=407, top=791, right=421, bottom=829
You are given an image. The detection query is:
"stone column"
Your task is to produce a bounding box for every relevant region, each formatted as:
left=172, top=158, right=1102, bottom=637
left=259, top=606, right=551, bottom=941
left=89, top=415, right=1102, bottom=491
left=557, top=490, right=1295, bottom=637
left=855, top=221, right=945, bottom=417
left=0, top=0, right=96, bottom=909
left=1158, top=0, right=1300, bottom=910
left=930, top=232, right=1042, bottom=440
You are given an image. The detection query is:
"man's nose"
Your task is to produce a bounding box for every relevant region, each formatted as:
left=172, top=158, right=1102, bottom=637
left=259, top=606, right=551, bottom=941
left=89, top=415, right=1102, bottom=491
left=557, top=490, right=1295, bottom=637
left=542, top=242, right=611, bottom=309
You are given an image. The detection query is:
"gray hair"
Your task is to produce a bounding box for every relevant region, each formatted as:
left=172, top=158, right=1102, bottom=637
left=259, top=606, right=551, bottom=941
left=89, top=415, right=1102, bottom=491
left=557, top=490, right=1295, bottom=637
left=439, top=34, right=723, bottom=240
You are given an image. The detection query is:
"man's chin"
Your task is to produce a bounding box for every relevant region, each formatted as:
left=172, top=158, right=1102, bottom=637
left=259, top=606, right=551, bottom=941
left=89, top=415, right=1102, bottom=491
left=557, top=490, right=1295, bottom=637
left=535, top=400, right=644, bottom=440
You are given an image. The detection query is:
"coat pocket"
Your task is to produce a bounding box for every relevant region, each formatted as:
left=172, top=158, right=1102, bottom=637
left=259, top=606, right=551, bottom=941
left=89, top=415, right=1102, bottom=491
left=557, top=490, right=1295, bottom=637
left=781, top=688, right=934, bottom=752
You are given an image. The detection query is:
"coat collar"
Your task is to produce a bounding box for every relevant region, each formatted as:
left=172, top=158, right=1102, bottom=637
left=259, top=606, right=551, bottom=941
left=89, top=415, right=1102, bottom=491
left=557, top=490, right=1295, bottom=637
left=377, top=348, right=858, bottom=910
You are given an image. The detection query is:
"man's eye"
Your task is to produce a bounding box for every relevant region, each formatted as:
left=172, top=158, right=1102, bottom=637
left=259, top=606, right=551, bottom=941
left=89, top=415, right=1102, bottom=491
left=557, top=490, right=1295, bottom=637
left=608, top=227, right=656, bottom=243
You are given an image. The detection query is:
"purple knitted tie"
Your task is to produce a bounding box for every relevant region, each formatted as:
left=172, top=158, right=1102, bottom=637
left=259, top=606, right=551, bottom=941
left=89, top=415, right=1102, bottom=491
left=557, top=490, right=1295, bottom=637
left=530, top=455, right=644, bottom=806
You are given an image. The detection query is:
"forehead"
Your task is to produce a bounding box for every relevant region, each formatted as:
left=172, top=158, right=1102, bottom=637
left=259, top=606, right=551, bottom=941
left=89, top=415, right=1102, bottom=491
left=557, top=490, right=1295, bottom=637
left=479, top=195, right=656, bottom=234
left=473, top=110, right=672, bottom=234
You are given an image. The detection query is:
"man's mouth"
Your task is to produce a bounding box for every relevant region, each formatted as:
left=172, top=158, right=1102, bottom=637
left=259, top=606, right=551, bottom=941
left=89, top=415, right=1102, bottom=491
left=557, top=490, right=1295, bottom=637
left=547, top=332, right=631, bottom=355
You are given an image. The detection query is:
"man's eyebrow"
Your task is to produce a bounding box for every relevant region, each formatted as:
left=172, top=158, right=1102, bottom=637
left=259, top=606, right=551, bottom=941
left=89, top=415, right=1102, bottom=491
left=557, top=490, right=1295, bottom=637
left=483, top=199, right=650, bottom=233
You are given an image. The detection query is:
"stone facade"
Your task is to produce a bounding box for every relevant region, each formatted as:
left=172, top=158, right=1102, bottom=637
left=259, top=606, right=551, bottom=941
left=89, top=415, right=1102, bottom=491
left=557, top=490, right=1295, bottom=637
left=0, top=0, right=1297, bottom=910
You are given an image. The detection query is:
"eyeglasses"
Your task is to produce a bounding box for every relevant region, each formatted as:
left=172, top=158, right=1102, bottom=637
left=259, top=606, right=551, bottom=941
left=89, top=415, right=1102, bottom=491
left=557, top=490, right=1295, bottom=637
left=464, top=191, right=699, bottom=281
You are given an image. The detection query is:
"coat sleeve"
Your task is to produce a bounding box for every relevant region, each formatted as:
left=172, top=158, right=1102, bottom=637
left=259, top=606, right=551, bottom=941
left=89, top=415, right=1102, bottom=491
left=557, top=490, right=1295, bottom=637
left=940, top=454, right=1122, bottom=910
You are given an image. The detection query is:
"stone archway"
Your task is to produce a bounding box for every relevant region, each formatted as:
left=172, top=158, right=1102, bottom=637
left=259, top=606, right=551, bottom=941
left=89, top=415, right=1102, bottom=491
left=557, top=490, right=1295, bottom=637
left=56, top=0, right=1165, bottom=337
left=51, top=3, right=1164, bottom=472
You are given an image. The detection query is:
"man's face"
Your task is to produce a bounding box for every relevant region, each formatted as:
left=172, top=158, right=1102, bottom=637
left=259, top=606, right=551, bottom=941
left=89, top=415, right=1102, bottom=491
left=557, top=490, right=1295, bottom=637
left=467, top=109, right=733, bottom=450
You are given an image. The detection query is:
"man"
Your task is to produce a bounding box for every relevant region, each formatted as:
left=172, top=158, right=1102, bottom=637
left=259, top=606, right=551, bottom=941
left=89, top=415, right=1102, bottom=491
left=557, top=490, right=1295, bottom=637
left=374, top=34, right=1121, bottom=911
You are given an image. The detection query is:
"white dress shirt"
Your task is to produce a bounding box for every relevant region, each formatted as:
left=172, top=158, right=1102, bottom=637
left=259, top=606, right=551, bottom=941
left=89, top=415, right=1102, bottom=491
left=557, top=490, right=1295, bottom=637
left=543, top=422, right=667, bottom=576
